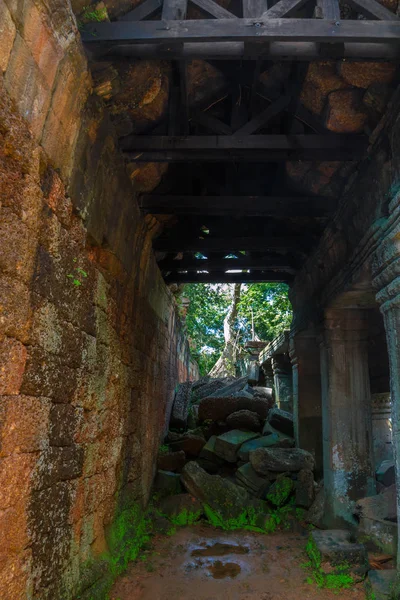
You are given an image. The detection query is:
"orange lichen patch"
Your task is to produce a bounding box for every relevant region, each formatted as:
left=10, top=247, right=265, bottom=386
left=326, top=89, right=368, bottom=133
left=340, top=62, right=396, bottom=89
left=0, top=337, right=27, bottom=395
left=301, top=61, right=347, bottom=115
left=127, top=161, right=168, bottom=193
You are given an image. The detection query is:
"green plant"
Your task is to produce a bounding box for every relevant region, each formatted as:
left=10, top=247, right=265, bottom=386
left=303, top=535, right=354, bottom=591
left=169, top=508, right=203, bottom=526
left=266, top=477, right=294, bottom=507
left=202, top=504, right=295, bottom=534
left=158, top=444, right=170, bottom=455
left=81, top=5, right=108, bottom=21
left=67, top=260, right=88, bottom=287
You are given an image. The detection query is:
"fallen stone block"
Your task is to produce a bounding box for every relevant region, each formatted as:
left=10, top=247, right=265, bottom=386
left=198, top=394, right=272, bottom=422
left=214, top=430, right=259, bottom=463
left=194, top=377, right=234, bottom=401
left=192, top=375, right=211, bottom=391
left=169, top=432, right=206, bottom=457
left=306, top=484, right=325, bottom=528
left=157, top=450, right=186, bottom=472
left=154, top=470, right=182, bottom=498
left=238, top=434, right=293, bottom=462
left=358, top=513, right=398, bottom=555
left=365, top=569, right=398, bottom=600
left=170, top=381, right=193, bottom=429
left=187, top=404, right=199, bottom=430
left=199, top=435, right=225, bottom=465
left=236, top=463, right=270, bottom=498
left=158, top=493, right=203, bottom=524
left=181, top=461, right=250, bottom=520
left=356, top=485, right=397, bottom=521
left=206, top=376, right=249, bottom=398
left=195, top=458, right=220, bottom=474
left=253, top=386, right=273, bottom=401
left=266, top=476, right=294, bottom=507
left=296, top=469, right=315, bottom=509
left=262, top=422, right=294, bottom=447
left=308, top=529, right=369, bottom=582
left=250, top=447, right=314, bottom=474
left=267, top=407, right=294, bottom=437
left=376, top=460, right=395, bottom=488
left=226, top=409, right=261, bottom=432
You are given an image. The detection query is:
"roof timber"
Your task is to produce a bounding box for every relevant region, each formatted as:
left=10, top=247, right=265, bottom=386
left=164, top=271, right=294, bottom=282
left=158, top=256, right=297, bottom=271
left=153, top=235, right=311, bottom=252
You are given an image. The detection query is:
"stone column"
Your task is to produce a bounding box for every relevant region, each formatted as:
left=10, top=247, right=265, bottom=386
left=372, top=199, right=400, bottom=564
left=371, top=393, right=393, bottom=470
left=271, top=354, right=293, bottom=412
left=322, top=308, right=376, bottom=527
left=289, top=333, right=323, bottom=476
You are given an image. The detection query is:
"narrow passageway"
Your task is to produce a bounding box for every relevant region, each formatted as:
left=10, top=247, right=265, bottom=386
left=111, top=526, right=367, bottom=600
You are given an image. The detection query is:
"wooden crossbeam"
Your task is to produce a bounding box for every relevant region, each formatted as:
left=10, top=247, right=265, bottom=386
left=262, top=0, right=310, bottom=17
left=162, top=0, right=188, bottom=20
left=121, top=134, right=368, bottom=161
left=81, top=18, right=400, bottom=45
left=164, top=271, right=294, bottom=282
left=153, top=235, right=308, bottom=252
left=190, top=109, right=232, bottom=134
left=120, top=0, right=162, bottom=20
left=345, top=0, right=399, bottom=20
left=140, top=195, right=337, bottom=216
left=158, top=255, right=296, bottom=271
left=190, top=0, right=238, bottom=18
left=233, top=95, right=291, bottom=135
left=243, top=0, right=268, bottom=18
left=316, top=0, right=340, bottom=21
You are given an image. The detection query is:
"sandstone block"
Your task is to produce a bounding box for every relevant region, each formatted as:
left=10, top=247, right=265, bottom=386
left=169, top=432, right=206, bottom=457
left=309, top=530, right=368, bottom=580
left=49, top=404, right=82, bottom=447
left=250, top=448, right=315, bottom=474
left=34, top=446, right=84, bottom=490
left=295, top=469, right=315, bottom=509
left=0, top=395, right=51, bottom=457
left=154, top=470, right=182, bottom=498
left=0, top=0, right=16, bottom=73
left=198, top=394, right=272, bottom=421
left=267, top=407, right=294, bottom=437
left=170, top=381, right=193, bottom=428
left=238, top=433, right=293, bottom=462
left=235, top=463, right=270, bottom=498
left=181, top=461, right=250, bottom=520
left=300, top=61, right=347, bottom=115
left=365, top=569, right=397, bottom=600
left=157, top=450, right=186, bottom=472
left=0, top=337, right=27, bottom=395
left=356, top=485, right=397, bottom=521
left=214, top=430, right=259, bottom=463
left=306, top=484, right=325, bottom=528
left=199, top=435, right=225, bottom=465
left=158, top=493, right=203, bottom=522
left=325, top=89, right=368, bottom=134
left=194, top=378, right=233, bottom=401
left=340, top=62, right=396, bottom=89
left=266, top=476, right=294, bottom=507
left=194, top=458, right=220, bottom=474
left=226, top=409, right=261, bottom=432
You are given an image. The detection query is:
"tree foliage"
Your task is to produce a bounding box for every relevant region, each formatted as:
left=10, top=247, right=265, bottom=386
left=182, top=282, right=292, bottom=376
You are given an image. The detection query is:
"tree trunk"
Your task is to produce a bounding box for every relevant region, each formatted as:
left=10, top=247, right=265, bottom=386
left=209, top=283, right=241, bottom=377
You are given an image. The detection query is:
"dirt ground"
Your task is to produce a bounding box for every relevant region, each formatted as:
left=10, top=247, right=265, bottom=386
left=110, top=524, right=368, bottom=600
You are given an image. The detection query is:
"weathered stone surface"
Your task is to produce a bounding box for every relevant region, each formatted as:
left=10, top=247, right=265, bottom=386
left=157, top=450, right=186, bottom=473
left=306, top=484, right=325, bottom=528
left=158, top=493, right=203, bottom=521
left=154, top=470, right=182, bottom=498
left=376, top=459, right=395, bottom=487
left=198, top=394, right=272, bottom=422
left=252, top=386, right=273, bottom=400
left=195, top=458, right=220, bottom=474
left=195, top=378, right=229, bottom=401
left=192, top=375, right=211, bottom=391
left=356, top=485, right=397, bottom=521
left=187, top=404, right=199, bottom=430
left=236, top=463, right=270, bottom=498
left=237, top=434, right=293, bottom=462
left=250, top=448, right=315, bottom=474
left=170, top=381, right=193, bottom=429
left=295, top=469, right=315, bottom=509
left=340, top=62, right=396, bottom=89
left=206, top=376, right=249, bottom=399
left=267, top=407, right=294, bottom=437
left=214, top=430, right=259, bottom=463
left=365, top=569, right=397, bottom=600
left=310, top=530, right=369, bottom=578
left=325, top=89, right=368, bottom=133
left=0, top=0, right=16, bottom=73
left=266, top=476, right=294, bottom=507
left=301, top=61, right=347, bottom=115
left=181, top=461, right=250, bottom=519
left=226, top=409, right=261, bottom=432
left=199, top=435, right=225, bottom=465
left=169, top=432, right=206, bottom=457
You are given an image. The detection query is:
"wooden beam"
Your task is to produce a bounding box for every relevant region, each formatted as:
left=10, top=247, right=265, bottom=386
left=190, top=109, right=232, bottom=134
left=120, top=0, right=162, bottom=20
left=345, top=0, right=399, bottom=20
left=164, top=271, right=294, bottom=282
left=153, top=235, right=309, bottom=252
left=81, top=18, right=400, bottom=45
left=140, top=194, right=337, bottom=216
left=243, top=0, right=268, bottom=18
left=190, top=0, right=238, bottom=18
left=316, top=0, right=340, bottom=21
left=158, top=255, right=296, bottom=271
left=162, top=0, right=188, bottom=20
left=262, top=0, right=311, bottom=17
left=233, top=95, right=291, bottom=135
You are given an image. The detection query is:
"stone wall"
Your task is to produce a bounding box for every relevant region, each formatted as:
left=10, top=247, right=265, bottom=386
left=0, top=1, right=197, bottom=598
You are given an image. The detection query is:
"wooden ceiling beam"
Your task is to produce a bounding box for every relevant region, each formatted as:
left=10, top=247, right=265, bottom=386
left=158, top=255, right=296, bottom=271
left=139, top=194, right=337, bottom=216
left=164, top=271, right=294, bottom=282
left=153, top=235, right=309, bottom=252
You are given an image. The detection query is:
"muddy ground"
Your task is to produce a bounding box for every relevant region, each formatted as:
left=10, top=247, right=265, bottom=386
left=110, top=525, right=368, bottom=600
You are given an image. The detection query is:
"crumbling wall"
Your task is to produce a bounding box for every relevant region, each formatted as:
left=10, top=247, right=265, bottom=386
left=0, top=1, right=197, bottom=598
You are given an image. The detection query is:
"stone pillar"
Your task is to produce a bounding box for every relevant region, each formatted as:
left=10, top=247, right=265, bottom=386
left=371, top=393, right=393, bottom=470
left=271, top=354, right=293, bottom=412
left=372, top=200, right=400, bottom=564
left=289, top=333, right=323, bottom=477
left=322, top=308, right=376, bottom=527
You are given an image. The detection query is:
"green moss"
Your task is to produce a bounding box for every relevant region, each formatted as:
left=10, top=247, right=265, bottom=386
left=304, top=535, right=355, bottom=591
left=81, top=5, right=108, bottom=21
left=169, top=508, right=203, bottom=526
left=107, top=505, right=152, bottom=577
left=158, top=444, right=170, bottom=455
left=203, top=503, right=296, bottom=534
left=266, top=477, right=294, bottom=507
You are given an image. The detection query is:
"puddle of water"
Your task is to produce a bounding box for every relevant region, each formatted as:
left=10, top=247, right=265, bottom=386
left=208, top=560, right=241, bottom=579
left=191, top=542, right=249, bottom=557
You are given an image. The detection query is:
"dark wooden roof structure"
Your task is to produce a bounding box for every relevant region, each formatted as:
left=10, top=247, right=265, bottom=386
left=81, top=0, right=400, bottom=284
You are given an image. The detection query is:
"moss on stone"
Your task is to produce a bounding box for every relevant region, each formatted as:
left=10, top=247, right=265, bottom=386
left=168, top=507, right=203, bottom=526
left=304, top=534, right=355, bottom=591
left=203, top=502, right=297, bottom=534
left=266, top=477, right=294, bottom=507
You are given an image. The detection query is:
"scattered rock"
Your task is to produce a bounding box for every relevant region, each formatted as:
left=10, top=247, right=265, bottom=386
left=267, top=407, right=294, bottom=437
left=181, top=461, right=250, bottom=520
left=236, top=463, right=270, bottom=498
left=306, top=484, right=325, bottom=528
left=195, top=378, right=230, bottom=401
left=309, top=530, right=369, bottom=581
left=198, top=394, right=272, bottom=422
left=157, top=450, right=186, bottom=472
left=158, top=493, right=203, bottom=522
left=192, top=375, right=211, bottom=391
left=250, top=448, right=315, bottom=475
left=295, top=469, right=315, bottom=509
left=154, top=470, right=182, bottom=498
left=226, top=409, right=261, bottom=432
left=266, top=476, right=294, bottom=507
left=238, top=434, right=293, bottom=462
left=365, top=569, right=397, bottom=600
left=170, top=381, right=193, bottom=429
left=195, top=458, right=220, bottom=474
left=252, top=386, right=273, bottom=401
left=169, top=432, right=206, bottom=457
left=376, top=460, right=395, bottom=488
left=356, top=485, right=397, bottom=521
left=199, top=435, right=225, bottom=465
left=214, top=430, right=259, bottom=463
left=187, top=404, right=199, bottom=430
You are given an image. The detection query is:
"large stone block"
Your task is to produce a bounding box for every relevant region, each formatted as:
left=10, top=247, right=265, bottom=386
left=226, top=409, right=261, bottom=432
left=325, top=89, right=368, bottom=134
left=0, top=337, right=27, bottom=395
left=309, top=530, right=369, bottom=579
left=365, top=570, right=397, bottom=600
left=0, top=0, right=16, bottom=73
left=199, top=435, right=225, bottom=465
left=0, top=395, right=51, bottom=457
left=236, top=462, right=270, bottom=498
left=250, top=447, right=315, bottom=474
left=340, top=62, right=396, bottom=89
left=198, top=394, right=272, bottom=422
left=170, top=381, right=193, bottom=429
left=214, top=430, right=259, bottom=463
left=267, top=407, right=294, bottom=437
left=0, top=276, right=33, bottom=344
left=295, top=469, right=315, bottom=509
left=238, top=434, right=293, bottom=462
